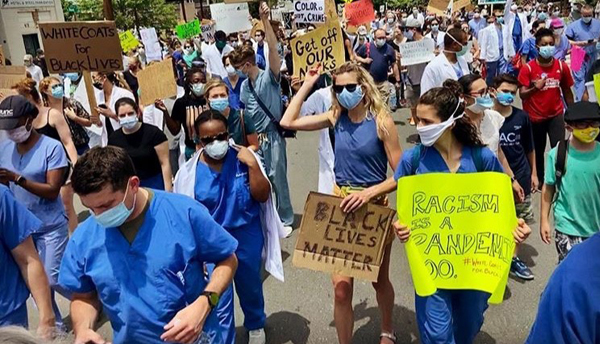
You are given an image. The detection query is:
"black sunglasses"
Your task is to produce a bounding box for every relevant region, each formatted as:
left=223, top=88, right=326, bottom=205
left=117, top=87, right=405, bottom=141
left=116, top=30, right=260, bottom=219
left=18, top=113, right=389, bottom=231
left=333, top=84, right=359, bottom=94
left=199, top=132, right=228, bottom=145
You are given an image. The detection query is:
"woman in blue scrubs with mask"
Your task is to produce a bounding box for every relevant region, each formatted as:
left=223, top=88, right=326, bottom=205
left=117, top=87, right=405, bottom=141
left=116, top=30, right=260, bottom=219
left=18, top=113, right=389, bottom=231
left=281, top=62, right=402, bottom=344
left=175, top=110, right=272, bottom=344
left=392, top=81, right=531, bottom=344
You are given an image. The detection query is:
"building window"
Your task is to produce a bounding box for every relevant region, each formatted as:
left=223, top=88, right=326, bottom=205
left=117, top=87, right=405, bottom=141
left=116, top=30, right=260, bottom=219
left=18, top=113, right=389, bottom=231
left=22, top=34, right=40, bottom=56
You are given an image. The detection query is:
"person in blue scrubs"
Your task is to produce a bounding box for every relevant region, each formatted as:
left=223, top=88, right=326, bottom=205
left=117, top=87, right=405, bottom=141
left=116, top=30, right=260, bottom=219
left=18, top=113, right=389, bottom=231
left=0, top=95, right=70, bottom=331
left=59, top=146, right=238, bottom=344
left=565, top=5, right=600, bottom=100
left=280, top=62, right=402, bottom=344
left=222, top=55, right=246, bottom=111
left=190, top=110, right=271, bottom=344
left=526, top=233, right=600, bottom=344
left=0, top=184, right=55, bottom=340
left=392, top=82, right=531, bottom=344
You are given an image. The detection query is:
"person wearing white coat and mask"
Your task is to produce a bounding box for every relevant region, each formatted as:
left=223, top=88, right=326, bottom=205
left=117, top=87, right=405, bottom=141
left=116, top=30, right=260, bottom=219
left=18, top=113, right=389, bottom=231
left=479, top=11, right=512, bottom=85
left=504, top=0, right=531, bottom=70
left=420, top=28, right=470, bottom=96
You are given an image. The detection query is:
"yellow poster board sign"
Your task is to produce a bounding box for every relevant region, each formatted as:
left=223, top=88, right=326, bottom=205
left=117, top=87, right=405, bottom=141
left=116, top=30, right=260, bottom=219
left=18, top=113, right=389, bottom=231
left=119, top=30, right=140, bottom=53
left=396, top=172, right=517, bottom=304
left=290, top=19, right=345, bottom=79
left=593, top=73, right=600, bottom=105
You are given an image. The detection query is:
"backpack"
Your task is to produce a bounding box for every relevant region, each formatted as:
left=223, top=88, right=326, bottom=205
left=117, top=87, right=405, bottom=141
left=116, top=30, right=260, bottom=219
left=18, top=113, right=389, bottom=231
left=553, top=139, right=569, bottom=202
left=410, top=144, right=485, bottom=175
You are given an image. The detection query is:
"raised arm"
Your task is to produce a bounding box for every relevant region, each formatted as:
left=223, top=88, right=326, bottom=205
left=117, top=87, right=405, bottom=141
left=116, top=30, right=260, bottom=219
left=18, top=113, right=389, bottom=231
left=259, top=2, right=281, bottom=78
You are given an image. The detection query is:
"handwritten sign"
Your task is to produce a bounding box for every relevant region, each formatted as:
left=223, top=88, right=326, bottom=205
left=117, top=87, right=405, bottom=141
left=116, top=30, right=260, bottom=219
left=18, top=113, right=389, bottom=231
left=294, top=0, right=325, bottom=24
left=291, top=19, right=345, bottom=79
left=176, top=19, right=201, bottom=40
left=399, top=38, right=435, bottom=66
left=345, top=0, right=375, bottom=27
left=211, top=3, right=253, bottom=34
left=396, top=172, right=517, bottom=304
left=0, top=66, right=26, bottom=89
left=119, top=30, right=140, bottom=53
left=138, top=58, right=177, bottom=106
left=293, top=192, right=395, bottom=281
left=427, top=0, right=451, bottom=16
left=140, top=28, right=162, bottom=62
left=201, top=20, right=216, bottom=42
left=454, top=0, right=471, bottom=11
left=39, top=21, right=123, bottom=73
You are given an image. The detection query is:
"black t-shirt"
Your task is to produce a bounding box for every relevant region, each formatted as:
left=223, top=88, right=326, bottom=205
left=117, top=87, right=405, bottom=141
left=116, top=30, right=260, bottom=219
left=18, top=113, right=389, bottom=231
left=108, top=123, right=167, bottom=179
left=123, top=71, right=140, bottom=104
left=499, top=107, right=535, bottom=196
left=171, top=95, right=206, bottom=149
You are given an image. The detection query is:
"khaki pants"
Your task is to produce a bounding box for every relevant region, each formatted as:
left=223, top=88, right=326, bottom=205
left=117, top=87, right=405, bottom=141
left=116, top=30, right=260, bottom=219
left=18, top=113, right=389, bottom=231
left=376, top=81, right=393, bottom=106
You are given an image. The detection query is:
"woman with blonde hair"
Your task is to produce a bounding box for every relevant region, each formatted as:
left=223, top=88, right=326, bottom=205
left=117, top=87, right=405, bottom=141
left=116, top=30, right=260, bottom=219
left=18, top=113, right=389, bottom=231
left=281, top=62, right=402, bottom=344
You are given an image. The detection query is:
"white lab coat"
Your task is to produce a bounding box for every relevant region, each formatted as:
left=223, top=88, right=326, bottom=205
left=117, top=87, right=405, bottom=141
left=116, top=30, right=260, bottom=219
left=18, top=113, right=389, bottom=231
left=300, top=87, right=335, bottom=195
left=253, top=41, right=270, bottom=70
left=202, top=44, right=234, bottom=79
left=95, top=86, right=135, bottom=147
left=425, top=31, right=446, bottom=50
left=479, top=24, right=511, bottom=62
left=503, top=0, right=531, bottom=59
left=420, top=53, right=470, bottom=96
left=173, top=144, right=286, bottom=282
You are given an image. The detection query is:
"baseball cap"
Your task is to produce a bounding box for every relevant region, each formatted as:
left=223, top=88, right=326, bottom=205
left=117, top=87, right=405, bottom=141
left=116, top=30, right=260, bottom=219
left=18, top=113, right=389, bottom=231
left=0, top=95, right=39, bottom=130
left=564, top=101, right=600, bottom=122
left=550, top=18, right=565, bottom=28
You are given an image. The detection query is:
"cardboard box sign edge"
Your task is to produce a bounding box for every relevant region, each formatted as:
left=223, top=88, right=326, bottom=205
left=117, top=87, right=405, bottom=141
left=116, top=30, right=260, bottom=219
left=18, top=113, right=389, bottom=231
left=38, top=21, right=123, bottom=73
left=292, top=191, right=394, bottom=281
left=138, top=58, right=177, bottom=106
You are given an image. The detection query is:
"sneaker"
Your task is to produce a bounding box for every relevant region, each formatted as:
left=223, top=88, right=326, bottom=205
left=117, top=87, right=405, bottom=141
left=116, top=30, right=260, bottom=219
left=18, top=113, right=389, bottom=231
left=511, top=257, right=534, bottom=280
left=248, top=328, right=266, bottom=344
left=283, top=225, right=293, bottom=238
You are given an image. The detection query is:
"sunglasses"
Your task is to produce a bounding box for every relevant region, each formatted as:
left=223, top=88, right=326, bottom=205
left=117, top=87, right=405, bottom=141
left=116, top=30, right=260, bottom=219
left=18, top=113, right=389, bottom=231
left=199, top=132, right=228, bottom=145
left=333, top=84, right=359, bottom=94
left=571, top=121, right=600, bottom=129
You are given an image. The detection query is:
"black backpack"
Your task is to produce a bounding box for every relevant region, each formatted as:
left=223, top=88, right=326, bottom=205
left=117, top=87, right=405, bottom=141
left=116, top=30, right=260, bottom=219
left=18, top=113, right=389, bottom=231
left=553, top=139, right=569, bottom=202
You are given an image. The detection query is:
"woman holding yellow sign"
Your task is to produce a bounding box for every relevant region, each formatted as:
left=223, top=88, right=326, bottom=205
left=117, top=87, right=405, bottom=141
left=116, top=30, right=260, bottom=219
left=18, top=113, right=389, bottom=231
left=392, top=80, right=531, bottom=344
left=281, top=62, right=402, bottom=344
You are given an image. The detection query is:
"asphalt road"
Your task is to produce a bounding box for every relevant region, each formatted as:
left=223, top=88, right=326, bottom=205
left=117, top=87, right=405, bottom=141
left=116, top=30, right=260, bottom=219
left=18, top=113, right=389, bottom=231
left=27, top=106, right=557, bottom=344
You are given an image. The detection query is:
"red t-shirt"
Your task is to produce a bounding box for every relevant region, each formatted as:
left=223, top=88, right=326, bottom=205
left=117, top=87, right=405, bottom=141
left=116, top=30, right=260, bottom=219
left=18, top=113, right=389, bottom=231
left=517, top=59, right=574, bottom=123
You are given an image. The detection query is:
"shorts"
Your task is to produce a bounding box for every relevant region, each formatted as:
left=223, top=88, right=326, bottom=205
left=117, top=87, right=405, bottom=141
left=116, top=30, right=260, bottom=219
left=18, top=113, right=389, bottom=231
left=554, top=230, right=586, bottom=263
left=376, top=81, right=393, bottom=104
left=515, top=194, right=534, bottom=224
left=406, top=84, right=421, bottom=107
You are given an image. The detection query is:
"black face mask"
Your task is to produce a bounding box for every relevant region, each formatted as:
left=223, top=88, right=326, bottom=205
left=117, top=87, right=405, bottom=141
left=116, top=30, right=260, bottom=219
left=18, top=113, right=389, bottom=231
left=93, top=82, right=104, bottom=90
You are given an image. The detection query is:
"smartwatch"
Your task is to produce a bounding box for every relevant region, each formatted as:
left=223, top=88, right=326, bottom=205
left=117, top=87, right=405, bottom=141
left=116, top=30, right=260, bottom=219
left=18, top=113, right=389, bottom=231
left=15, top=175, right=26, bottom=186
left=201, top=291, right=220, bottom=309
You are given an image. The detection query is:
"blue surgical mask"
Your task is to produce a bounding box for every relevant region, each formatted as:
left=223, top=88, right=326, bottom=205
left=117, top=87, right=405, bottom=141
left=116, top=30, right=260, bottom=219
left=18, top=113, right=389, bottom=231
left=336, top=86, right=364, bottom=110
left=191, top=83, right=205, bottom=96
left=467, top=94, right=494, bottom=113
left=539, top=45, right=556, bottom=58
left=496, top=92, right=515, bottom=106
left=431, top=25, right=439, bottom=32
left=497, top=17, right=504, bottom=24
left=93, top=183, right=136, bottom=228
left=51, top=86, right=64, bottom=99
left=236, top=69, right=246, bottom=78
left=583, top=16, right=593, bottom=24
left=456, top=44, right=469, bottom=57
left=64, top=73, right=80, bottom=82
left=210, top=97, right=229, bottom=112
left=119, top=115, right=139, bottom=130
left=538, top=12, right=548, bottom=21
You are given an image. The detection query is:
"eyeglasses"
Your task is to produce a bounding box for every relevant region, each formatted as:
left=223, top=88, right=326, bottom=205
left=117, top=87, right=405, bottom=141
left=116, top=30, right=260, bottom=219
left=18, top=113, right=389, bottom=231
left=199, top=132, right=228, bottom=145
left=333, top=84, right=358, bottom=94
left=468, top=87, right=491, bottom=97
left=571, top=121, right=600, bottom=129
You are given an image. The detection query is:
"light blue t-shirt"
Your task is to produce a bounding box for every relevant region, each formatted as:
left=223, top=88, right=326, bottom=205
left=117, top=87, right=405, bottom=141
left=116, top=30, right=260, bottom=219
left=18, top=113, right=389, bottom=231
left=566, top=18, right=600, bottom=62
left=0, top=185, right=42, bottom=324
left=0, top=135, right=68, bottom=233
left=240, top=69, right=282, bottom=133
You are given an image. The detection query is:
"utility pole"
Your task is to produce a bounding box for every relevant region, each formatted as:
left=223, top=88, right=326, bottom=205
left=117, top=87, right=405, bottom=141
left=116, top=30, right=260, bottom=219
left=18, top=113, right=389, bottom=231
left=181, top=0, right=188, bottom=21
left=103, top=0, right=115, bottom=20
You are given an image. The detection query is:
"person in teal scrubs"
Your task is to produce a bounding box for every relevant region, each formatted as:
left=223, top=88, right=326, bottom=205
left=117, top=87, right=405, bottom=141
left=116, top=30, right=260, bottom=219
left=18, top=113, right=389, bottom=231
left=191, top=110, right=271, bottom=344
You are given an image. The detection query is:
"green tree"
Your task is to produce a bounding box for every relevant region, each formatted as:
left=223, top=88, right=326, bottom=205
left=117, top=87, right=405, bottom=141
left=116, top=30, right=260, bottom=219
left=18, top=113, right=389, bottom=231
left=64, top=0, right=178, bottom=31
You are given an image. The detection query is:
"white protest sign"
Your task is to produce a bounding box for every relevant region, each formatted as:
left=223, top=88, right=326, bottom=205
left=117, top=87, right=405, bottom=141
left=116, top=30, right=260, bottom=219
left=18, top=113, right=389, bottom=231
left=210, top=3, right=253, bottom=34
left=294, top=0, right=325, bottom=23
left=399, top=38, right=435, bottom=66
left=201, top=21, right=216, bottom=42
left=140, top=28, right=162, bottom=63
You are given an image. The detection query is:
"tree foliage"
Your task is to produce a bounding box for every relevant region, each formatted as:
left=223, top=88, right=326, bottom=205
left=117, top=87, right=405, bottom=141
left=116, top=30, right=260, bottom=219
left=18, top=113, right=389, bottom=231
left=62, top=0, right=178, bottom=31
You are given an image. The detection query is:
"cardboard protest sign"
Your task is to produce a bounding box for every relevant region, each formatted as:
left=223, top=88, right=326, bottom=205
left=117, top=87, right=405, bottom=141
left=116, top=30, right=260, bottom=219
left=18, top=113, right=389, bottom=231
left=38, top=21, right=123, bottom=73
left=138, top=58, right=177, bottom=106
left=427, top=0, right=451, bottom=16
left=294, top=0, right=325, bottom=24
left=201, top=20, right=216, bottom=42
left=0, top=66, right=26, bottom=89
left=140, top=28, right=162, bottom=62
left=211, top=3, right=253, bottom=34
left=293, top=192, right=395, bottom=281
left=344, top=0, right=375, bottom=27
left=119, top=30, right=140, bottom=52
left=396, top=172, right=517, bottom=304
left=399, top=38, right=435, bottom=66
left=324, top=0, right=338, bottom=22
left=176, top=19, right=201, bottom=40
left=290, top=19, right=345, bottom=79
left=454, top=0, right=471, bottom=11
left=0, top=45, right=4, bottom=66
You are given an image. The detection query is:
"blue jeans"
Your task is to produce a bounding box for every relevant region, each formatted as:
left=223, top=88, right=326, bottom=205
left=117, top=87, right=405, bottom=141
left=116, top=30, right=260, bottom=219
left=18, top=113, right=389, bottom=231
left=32, top=225, right=70, bottom=328
left=485, top=56, right=508, bottom=86
left=416, top=290, right=490, bottom=344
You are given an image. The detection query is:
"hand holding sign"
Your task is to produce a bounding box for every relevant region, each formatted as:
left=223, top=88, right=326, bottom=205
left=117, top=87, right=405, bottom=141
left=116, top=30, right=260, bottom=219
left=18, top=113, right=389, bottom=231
left=259, top=1, right=270, bottom=21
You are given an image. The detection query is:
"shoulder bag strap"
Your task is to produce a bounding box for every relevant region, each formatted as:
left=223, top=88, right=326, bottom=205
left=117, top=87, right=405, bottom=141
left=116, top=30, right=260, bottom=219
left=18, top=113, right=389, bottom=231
left=247, top=79, right=281, bottom=128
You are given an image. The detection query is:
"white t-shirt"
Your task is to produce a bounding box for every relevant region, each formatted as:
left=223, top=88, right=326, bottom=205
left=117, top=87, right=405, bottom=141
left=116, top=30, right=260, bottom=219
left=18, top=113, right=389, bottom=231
left=481, top=109, right=505, bottom=157
left=26, top=65, right=43, bottom=86
left=202, top=44, right=234, bottom=79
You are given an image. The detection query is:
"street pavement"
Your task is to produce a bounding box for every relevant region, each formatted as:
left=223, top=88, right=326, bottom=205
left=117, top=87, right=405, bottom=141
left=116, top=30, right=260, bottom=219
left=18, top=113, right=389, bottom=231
left=28, top=106, right=557, bottom=344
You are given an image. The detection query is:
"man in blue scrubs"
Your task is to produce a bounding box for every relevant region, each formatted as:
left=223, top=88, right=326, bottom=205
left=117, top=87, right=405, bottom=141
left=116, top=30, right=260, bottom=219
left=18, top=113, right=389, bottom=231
left=59, top=146, right=238, bottom=344
left=566, top=5, right=600, bottom=100
left=0, top=184, right=55, bottom=339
